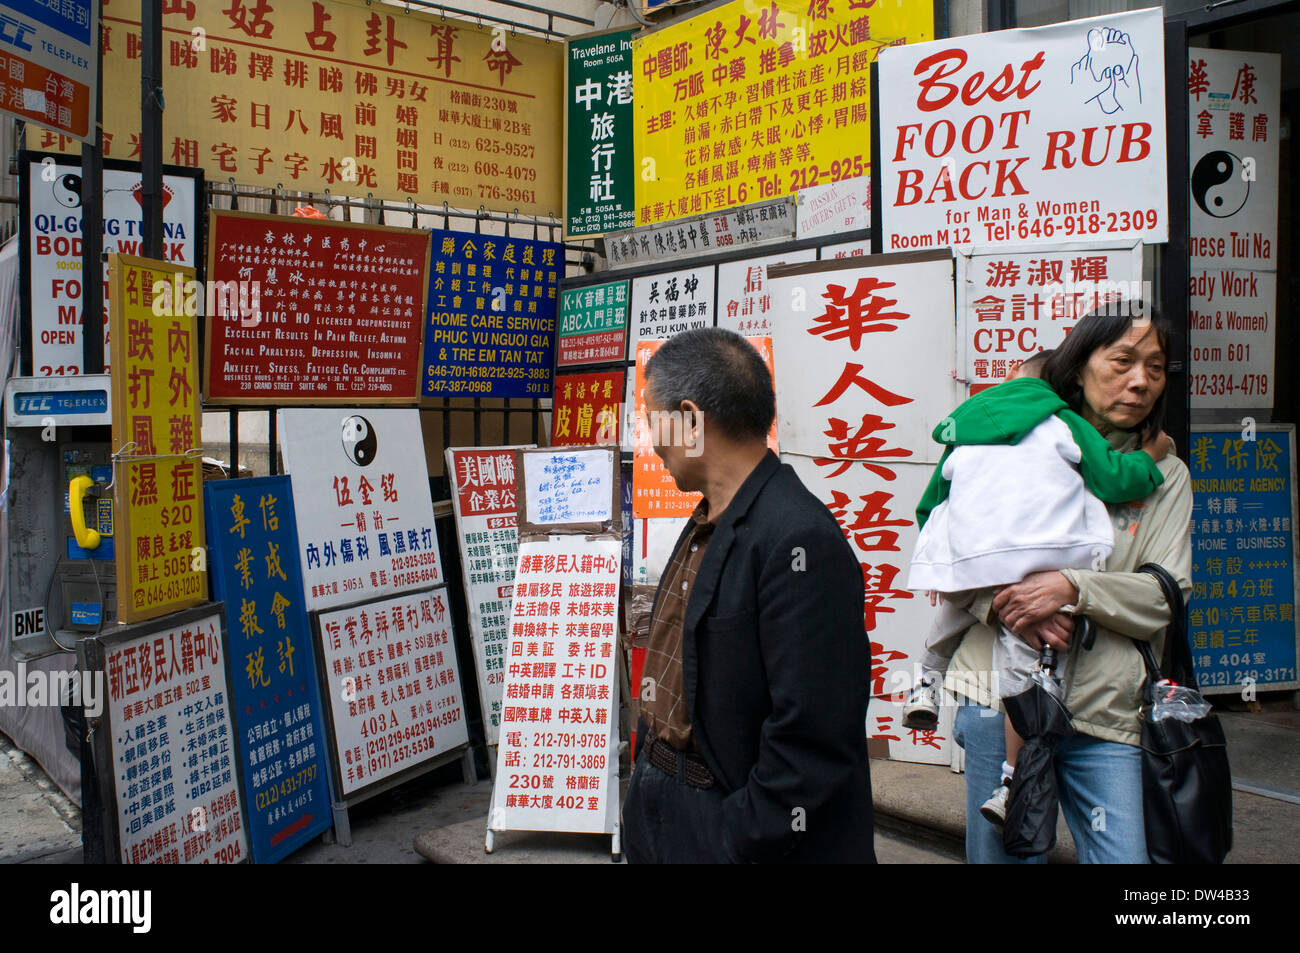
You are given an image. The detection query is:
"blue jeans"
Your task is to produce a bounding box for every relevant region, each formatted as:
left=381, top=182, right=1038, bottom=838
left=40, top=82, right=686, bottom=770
left=953, top=703, right=1148, bottom=864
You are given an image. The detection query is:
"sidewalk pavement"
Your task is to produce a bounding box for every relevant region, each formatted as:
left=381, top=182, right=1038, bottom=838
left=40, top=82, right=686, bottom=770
left=0, top=732, right=82, bottom=864
left=3, top=702, right=1296, bottom=864
left=870, top=703, right=1300, bottom=864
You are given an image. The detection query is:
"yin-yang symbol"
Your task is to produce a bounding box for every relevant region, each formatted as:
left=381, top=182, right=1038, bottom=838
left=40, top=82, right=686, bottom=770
left=341, top=415, right=377, bottom=467
left=1191, top=150, right=1249, bottom=218
left=52, top=173, right=82, bottom=209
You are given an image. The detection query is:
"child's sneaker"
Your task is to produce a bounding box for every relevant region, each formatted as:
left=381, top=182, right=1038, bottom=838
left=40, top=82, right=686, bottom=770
left=980, top=780, right=1011, bottom=828
left=901, top=673, right=941, bottom=730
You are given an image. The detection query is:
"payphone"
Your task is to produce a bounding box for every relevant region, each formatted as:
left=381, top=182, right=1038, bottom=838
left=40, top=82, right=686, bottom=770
left=4, top=374, right=117, bottom=660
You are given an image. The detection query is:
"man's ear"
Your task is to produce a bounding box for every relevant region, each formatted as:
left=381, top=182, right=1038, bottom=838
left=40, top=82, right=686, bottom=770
left=679, top=399, right=702, bottom=424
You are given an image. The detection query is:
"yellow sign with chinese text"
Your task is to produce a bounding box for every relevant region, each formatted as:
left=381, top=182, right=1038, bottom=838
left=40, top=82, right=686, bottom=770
left=632, top=0, right=932, bottom=226
left=109, top=254, right=207, bottom=624
left=32, top=0, right=561, bottom=216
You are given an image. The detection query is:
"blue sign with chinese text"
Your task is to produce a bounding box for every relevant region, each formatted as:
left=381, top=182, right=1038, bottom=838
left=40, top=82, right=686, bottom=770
left=1189, top=427, right=1298, bottom=692
left=421, top=228, right=563, bottom=399
left=205, top=475, right=334, bottom=863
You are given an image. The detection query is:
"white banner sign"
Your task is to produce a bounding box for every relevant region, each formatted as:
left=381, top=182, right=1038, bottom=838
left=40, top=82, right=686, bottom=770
left=446, top=445, right=531, bottom=746
left=25, top=158, right=199, bottom=376
left=1190, top=268, right=1275, bottom=409
left=716, top=249, right=816, bottom=336
left=797, top=177, right=871, bottom=241
left=627, top=265, right=716, bottom=358
left=768, top=254, right=961, bottom=464
left=1188, top=49, right=1280, bottom=271
left=781, top=455, right=938, bottom=697
left=877, top=7, right=1168, bottom=252
left=958, top=243, right=1143, bottom=389
left=489, top=535, right=621, bottom=835
left=316, top=588, right=468, bottom=796
left=278, top=409, right=443, bottom=612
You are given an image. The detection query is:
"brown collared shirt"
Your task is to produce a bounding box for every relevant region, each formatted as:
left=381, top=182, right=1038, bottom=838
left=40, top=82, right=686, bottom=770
left=641, top=501, right=714, bottom=751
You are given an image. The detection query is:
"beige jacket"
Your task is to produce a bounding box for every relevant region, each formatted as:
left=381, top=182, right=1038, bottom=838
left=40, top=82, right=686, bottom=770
left=944, top=432, right=1194, bottom=747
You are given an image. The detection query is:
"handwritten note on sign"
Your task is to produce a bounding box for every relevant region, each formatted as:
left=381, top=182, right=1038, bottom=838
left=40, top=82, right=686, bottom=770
left=522, top=449, right=614, bottom=525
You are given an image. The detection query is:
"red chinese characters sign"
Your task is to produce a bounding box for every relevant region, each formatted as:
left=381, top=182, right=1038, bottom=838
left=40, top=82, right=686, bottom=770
left=204, top=210, right=430, bottom=404
left=632, top=0, right=933, bottom=226
left=767, top=254, right=961, bottom=738
left=37, top=0, right=561, bottom=215
left=960, top=245, right=1142, bottom=392
left=552, top=370, right=624, bottom=448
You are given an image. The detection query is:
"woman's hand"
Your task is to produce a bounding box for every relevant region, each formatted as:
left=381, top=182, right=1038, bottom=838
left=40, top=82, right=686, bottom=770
left=992, top=571, right=1080, bottom=635
left=1014, top=613, right=1076, bottom=653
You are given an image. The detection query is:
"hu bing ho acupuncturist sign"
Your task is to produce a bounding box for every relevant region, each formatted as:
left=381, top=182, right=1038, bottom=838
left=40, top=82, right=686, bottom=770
left=632, top=0, right=933, bottom=227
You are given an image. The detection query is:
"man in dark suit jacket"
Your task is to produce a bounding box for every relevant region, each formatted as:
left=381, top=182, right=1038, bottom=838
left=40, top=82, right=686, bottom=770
left=623, top=327, right=875, bottom=863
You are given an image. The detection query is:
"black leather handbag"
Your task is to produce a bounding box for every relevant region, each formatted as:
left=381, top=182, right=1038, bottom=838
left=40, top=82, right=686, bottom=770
left=1134, top=563, right=1233, bottom=864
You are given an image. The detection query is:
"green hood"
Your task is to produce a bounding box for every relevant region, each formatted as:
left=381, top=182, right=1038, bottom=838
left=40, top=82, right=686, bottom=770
left=914, top=376, right=1163, bottom=531
left=931, top=376, right=1066, bottom=446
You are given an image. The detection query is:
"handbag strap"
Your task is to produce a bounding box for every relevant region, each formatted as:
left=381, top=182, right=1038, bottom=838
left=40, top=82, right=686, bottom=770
left=1135, top=563, right=1194, bottom=687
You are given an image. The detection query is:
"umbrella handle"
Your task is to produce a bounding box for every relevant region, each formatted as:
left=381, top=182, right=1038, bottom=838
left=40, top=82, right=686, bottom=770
left=1040, top=646, right=1058, bottom=672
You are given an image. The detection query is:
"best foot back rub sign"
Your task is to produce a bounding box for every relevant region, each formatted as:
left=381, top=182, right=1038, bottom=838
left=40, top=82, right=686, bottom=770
left=876, top=7, right=1168, bottom=251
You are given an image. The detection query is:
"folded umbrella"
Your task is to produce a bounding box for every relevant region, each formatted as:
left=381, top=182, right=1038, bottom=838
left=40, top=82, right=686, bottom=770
left=1000, top=628, right=1082, bottom=858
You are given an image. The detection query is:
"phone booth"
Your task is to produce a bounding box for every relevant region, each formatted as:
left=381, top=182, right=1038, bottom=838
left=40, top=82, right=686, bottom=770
left=3, top=373, right=115, bottom=800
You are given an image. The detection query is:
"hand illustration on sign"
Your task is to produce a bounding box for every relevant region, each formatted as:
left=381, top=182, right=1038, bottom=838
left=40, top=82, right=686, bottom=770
left=1072, top=27, right=1141, bottom=115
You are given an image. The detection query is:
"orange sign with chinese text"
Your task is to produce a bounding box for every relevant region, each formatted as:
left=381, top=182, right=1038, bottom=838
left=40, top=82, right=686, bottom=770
left=32, top=0, right=561, bottom=216
left=109, top=255, right=207, bottom=624
left=632, top=336, right=778, bottom=518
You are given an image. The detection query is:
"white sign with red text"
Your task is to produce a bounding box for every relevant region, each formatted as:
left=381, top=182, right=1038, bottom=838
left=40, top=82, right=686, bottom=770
left=489, top=535, right=621, bottom=836
left=820, top=239, right=871, bottom=261
left=104, top=609, right=249, bottom=864
left=446, top=445, right=533, bottom=746
left=768, top=254, right=961, bottom=464
left=1187, top=49, right=1279, bottom=271
left=958, top=243, right=1143, bottom=390
left=278, top=409, right=443, bottom=612
left=26, top=158, right=198, bottom=376
left=316, top=588, right=468, bottom=797
left=782, top=454, right=952, bottom=765
left=716, top=249, right=816, bottom=336
left=877, top=8, right=1168, bottom=252
left=1190, top=268, right=1275, bottom=409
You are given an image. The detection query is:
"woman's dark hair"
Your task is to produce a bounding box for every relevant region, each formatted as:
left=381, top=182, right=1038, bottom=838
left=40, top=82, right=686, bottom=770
left=644, top=327, right=775, bottom=441
left=1041, top=304, right=1174, bottom=444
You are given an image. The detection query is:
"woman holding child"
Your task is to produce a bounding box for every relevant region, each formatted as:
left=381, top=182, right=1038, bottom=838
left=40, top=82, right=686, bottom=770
left=934, top=307, right=1194, bottom=864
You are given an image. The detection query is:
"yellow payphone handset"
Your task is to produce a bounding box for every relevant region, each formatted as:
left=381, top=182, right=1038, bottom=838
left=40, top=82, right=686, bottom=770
left=68, top=475, right=102, bottom=550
